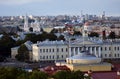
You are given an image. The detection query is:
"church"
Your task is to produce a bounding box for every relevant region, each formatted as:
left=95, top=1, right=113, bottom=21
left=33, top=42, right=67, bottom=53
left=24, top=15, right=41, bottom=32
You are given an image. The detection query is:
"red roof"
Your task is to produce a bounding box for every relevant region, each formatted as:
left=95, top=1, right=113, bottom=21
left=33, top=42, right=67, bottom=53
left=42, top=65, right=70, bottom=75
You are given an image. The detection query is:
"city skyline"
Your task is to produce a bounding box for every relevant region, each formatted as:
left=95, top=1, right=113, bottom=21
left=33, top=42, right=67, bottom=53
left=0, top=0, right=120, bottom=16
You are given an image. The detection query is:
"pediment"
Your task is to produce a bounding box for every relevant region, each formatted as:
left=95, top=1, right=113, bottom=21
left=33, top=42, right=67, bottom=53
left=79, top=41, right=97, bottom=45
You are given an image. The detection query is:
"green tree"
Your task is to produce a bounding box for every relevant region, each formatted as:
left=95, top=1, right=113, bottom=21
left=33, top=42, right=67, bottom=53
left=108, top=31, right=116, bottom=39
left=47, top=33, right=57, bottom=41
left=88, top=32, right=99, bottom=37
left=71, top=70, right=85, bottom=79
left=57, top=35, right=65, bottom=41
left=74, top=31, right=82, bottom=36
left=53, top=70, right=71, bottom=79
left=15, top=44, right=29, bottom=62
left=15, top=40, right=25, bottom=46
left=0, top=67, right=24, bottom=79
left=29, top=70, right=48, bottom=79
left=17, top=72, right=30, bottom=79
left=0, top=55, right=5, bottom=62
left=24, top=33, right=37, bottom=43
left=52, top=70, right=90, bottom=79
left=0, top=35, right=16, bottom=56
left=50, top=28, right=58, bottom=33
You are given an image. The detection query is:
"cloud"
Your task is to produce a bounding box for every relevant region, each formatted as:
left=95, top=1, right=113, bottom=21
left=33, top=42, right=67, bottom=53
left=0, top=0, right=50, bottom=5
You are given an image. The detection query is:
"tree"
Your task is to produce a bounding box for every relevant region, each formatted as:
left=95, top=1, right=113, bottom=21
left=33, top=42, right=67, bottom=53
left=50, top=28, right=58, bottom=33
left=24, top=33, right=37, bottom=43
left=71, top=70, right=85, bottom=79
left=17, top=72, right=30, bottom=79
left=47, top=33, right=57, bottom=41
left=15, top=44, right=29, bottom=62
left=0, top=55, right=5, bottom=62
left=108, top=31, right=116, bottom=39
left=29, top=71, right=48, bottom=79
left=0, top=35, right=16, bottom=56
left=74, top=31, right=82, bottom=36
left=52, top=70, right=90, bottom=79
left=0, top=67, right=24, bottom=79
left=88, top=32, right=99, bottom=37
left=57, top=35, right=65, bottom=41
left=15, top=40, right=25, bottom=46
left=53, top=70, right=71, bottom=79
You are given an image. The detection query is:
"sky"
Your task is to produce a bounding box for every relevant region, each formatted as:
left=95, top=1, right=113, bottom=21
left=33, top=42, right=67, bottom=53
left=0, top=0, right=120, bottom=16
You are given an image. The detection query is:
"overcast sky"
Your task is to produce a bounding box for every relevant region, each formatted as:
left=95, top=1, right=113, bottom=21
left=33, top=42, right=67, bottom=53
left=0, top=0, right=120, bottom=16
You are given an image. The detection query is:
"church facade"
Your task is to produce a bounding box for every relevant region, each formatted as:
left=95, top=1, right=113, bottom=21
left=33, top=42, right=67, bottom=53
left=24, top=15, right=41, bottom=32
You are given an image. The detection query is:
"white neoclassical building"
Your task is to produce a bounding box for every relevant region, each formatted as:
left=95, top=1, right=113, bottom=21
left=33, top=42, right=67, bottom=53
left=32, top=38, right=120, bottom=62
left=32, top=40, right=69, bottom=62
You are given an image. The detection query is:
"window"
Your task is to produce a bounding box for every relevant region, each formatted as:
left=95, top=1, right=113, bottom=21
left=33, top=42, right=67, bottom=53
left=43, top=49, right=45, bottom=53
left=114, top=47, right=116, bottom=51
left=57, top=48, right=59, bottom=52
left=43, top=56, right=45, bottom=59
left=49, top=49, right=51, bottom=52
left=61, top=48, right=63, bottom=52
left=53, top=56, right=54, bottom=59
left=40, top=49, right=42, bottom=52
left=61, top=55, right=63, bottom=58
left=118, top=47, right=119, bottom=51
left=105, top=54, right=107, bottom=57
left=46, top=56, right=48, bottom=59
left=115, top=54, right=116, bottom=57
left=40, top=56, right=42, bottom=59
left=46, top=49, right=48, bottom=52
left=105, top=47, right=107, bottom=51
left=53, top=49, right=54, bottom=52
left=109, top=47, right=111, bottom=51
left=109, top=54, right=111, bottom=57
left=118, top=54, right=119, bottom=57
left=57, top=55, right=59, bottom=59
left=66, top=48, right=68, bottom=52
left=49, top=56, right=51, bottom=59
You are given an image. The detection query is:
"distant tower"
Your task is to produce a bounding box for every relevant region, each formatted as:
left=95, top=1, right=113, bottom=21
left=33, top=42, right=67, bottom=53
left=80, top=10, right=85, bottom=23
left=102, top=11, right=105, bottom=20
left=24, top=14, right=29, bottom=32
left=81, top=10, right=83, bottom=17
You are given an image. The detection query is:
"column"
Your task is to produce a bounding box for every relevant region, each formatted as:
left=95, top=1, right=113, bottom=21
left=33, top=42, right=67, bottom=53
left=90, top=47, right=92, bottom=54
left=86, top=47, right=88, bottom=51
left=78, top=47, right=80, bottom=54
left=98, top=47, right=101, bottom=57
left=69, top=47, right=71, bottom=57
left=94, top=47, right=97, bottom=57
left=73, top=47, right=76, bottom=56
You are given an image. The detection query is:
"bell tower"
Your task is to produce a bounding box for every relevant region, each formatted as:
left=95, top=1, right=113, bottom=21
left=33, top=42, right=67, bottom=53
left=24, top=14, right=29, bottom=32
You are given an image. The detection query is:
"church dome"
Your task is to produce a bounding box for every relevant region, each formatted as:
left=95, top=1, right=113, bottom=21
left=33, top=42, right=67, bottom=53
left=66, top=51, right=101, bottom=64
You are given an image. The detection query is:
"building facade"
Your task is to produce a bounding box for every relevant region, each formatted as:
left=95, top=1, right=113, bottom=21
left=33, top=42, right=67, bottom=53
left=32, top=39, right=120, bottom=62
left=32, top=40, right=69, bottom=62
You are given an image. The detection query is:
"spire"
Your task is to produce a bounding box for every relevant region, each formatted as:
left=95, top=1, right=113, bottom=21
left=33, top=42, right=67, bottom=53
left=81, top=10, right=83, bottom=17
left=24, top=14, right=29, bottom=32
left=102, top=11, right=105, bottom=20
